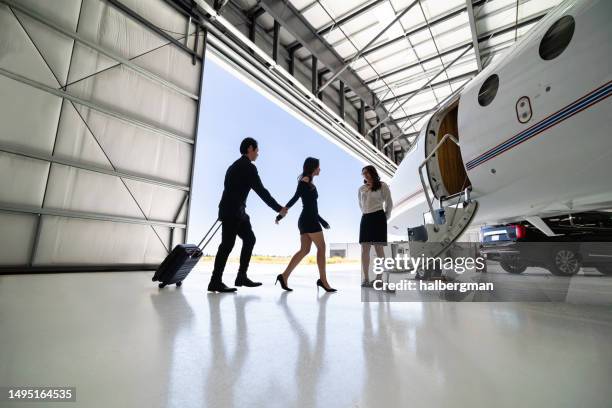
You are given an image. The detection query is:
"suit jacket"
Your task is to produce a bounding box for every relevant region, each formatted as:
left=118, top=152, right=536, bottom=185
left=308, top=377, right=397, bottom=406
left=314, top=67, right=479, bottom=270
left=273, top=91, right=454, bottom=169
left=218, top=155, right=282, bottom=220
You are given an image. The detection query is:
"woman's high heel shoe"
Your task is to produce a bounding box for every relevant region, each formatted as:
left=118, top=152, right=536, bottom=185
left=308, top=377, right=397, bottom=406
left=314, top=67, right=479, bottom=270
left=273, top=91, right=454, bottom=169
left=316, top=278, right=337, bottom=293
left=275, top=274, right=293, bottom=291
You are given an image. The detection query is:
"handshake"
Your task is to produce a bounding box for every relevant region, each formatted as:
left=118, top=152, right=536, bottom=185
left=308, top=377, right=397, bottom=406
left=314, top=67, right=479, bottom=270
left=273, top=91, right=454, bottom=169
left=275, top=207, right=288, bottom=224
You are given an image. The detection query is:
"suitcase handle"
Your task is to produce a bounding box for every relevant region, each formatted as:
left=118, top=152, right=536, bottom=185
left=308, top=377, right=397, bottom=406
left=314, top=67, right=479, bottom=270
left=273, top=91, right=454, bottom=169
left=196, top=219, right=221, bottom=250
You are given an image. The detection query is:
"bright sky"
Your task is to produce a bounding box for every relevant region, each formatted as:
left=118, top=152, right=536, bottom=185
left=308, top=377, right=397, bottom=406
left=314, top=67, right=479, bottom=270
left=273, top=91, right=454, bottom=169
left=187, top=58, right=369, bottom=256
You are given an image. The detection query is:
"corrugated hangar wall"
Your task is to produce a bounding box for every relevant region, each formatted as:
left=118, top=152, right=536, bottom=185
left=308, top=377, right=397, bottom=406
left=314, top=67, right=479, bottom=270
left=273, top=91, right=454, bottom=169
left=0, top=0, right=205, bottom=271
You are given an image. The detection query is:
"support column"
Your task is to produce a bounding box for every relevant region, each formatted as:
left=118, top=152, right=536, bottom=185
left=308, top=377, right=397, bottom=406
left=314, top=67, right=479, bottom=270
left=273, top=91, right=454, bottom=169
left=339, top=81, right=345, bottom=119
left=288, top=48, right=295, bottom=75
left=358, top=100, right=365, bottom=135
left=185, top=27, right=208, bottom=244
left=317, top=71, right=325, bottom=100
left=249, top=15, right=257, bottom=43
left=272, top=20, right=280, bottom=62
left=311, top=55, right=317, bottom=95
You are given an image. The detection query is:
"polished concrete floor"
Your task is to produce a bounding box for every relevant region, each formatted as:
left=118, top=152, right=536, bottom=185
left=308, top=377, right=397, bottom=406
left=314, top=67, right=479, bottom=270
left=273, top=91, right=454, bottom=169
left=1, top=261, right=612, bottom=408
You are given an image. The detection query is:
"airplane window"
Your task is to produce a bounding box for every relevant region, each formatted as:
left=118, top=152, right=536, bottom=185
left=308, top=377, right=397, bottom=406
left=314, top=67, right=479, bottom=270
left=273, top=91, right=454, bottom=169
left=478, top=74, right=499, bottom=107
left=539, top=15, right=575, bottom=60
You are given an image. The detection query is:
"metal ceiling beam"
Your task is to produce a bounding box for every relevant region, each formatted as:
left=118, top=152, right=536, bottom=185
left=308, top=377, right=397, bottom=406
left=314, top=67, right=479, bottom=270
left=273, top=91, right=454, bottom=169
left=287, top=0, right=386, bottom=52
left=514, top=0, right=520, bottom=42
left=390, top=108, right=437, bottom=124
left=317, top=0, right=419, bottom=94
left=335, top=0, right=545, bottom=83
left=357, top=10, right=547, bottom=92
left=364, top=41, right=471, bottom=86
left=382, top=131, right=419, bottom=148
left=369, top=43, right=472, bottom=135
left=257, top=0, right=404, bottom=141
left=414, top=0, right=454, bottom=98
left=318, top=1, right=486, bottom=78
left=465, top=0, right=483, bottom=71
left=479, top=9, right=547, bottom=42
left=379, top=70, right=478, bottom=105
left=387, top=43, right=471, bottom=118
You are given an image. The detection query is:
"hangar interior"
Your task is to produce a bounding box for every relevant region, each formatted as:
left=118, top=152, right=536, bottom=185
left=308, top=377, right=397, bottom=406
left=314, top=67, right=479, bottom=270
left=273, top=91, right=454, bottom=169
left=0, top=0, right=562, bottom=272
left=1, top=0, right=611, bottom=407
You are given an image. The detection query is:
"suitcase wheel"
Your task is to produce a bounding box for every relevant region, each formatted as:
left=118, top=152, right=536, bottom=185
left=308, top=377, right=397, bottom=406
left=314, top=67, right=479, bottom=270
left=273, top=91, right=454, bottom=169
left=176, top=281, right=182, bottom=287
left=158, top=283, right=166, bottom=289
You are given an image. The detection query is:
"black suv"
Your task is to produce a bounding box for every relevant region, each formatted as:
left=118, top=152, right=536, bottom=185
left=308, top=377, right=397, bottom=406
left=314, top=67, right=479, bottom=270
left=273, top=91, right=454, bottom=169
left=479, top=212, right=612, bottom=276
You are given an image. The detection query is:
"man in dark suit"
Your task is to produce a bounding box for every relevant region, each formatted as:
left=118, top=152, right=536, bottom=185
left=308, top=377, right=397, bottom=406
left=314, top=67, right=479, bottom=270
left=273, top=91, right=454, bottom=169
left=208, top=138, right=288, bottom=292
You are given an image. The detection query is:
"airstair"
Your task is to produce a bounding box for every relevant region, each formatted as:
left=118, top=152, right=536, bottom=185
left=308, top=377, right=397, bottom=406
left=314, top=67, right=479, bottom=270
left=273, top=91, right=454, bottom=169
left=391, top=134, right=478, bottom=278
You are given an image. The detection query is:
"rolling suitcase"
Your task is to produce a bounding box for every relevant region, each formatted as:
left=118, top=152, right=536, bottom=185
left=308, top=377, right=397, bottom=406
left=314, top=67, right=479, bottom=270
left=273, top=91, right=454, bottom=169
left=152, top=219, right=221, bottom=288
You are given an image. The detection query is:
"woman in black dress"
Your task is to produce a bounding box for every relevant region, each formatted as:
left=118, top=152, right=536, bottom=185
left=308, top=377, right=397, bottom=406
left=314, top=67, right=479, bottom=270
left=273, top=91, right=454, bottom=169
left=275, top=157, right=336, bottom=292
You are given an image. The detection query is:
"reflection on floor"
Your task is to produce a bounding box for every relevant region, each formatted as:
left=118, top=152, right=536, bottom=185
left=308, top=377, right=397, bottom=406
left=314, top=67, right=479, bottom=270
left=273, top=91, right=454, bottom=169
left=379, top=262, right=612, bottom=304
left=1, top=261, right=611, bottom=408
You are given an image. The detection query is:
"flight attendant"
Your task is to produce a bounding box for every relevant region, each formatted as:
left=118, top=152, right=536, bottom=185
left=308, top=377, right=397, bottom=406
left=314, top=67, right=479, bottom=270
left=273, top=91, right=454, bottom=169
left=275, top=157, right=336, bottom=292
left=358, top=165, right=393, bottom=287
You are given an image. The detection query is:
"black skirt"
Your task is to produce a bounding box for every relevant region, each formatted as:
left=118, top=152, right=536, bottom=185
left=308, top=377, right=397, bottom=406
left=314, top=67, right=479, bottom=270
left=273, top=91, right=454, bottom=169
left=298, top=213, right=322, bottom=234
left=359, top=210, right=387, bottom=244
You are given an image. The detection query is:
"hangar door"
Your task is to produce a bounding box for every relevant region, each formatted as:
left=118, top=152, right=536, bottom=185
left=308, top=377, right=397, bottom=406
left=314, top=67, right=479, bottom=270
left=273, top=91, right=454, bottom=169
left=0, top=0, right=205, bottom=271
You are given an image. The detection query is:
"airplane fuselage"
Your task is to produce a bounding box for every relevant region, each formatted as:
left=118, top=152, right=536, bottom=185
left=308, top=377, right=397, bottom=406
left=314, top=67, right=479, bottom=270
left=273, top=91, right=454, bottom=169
left=388, top=0, right=612, bottom=237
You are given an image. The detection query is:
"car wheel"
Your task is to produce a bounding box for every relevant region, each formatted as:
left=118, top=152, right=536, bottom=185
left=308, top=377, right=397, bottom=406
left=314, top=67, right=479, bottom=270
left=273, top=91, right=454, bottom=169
left=549, top=248, right=581, bottom=276
left=500, top=259, right=527, bottom=274
left=596, top=266, right=612, bottom=276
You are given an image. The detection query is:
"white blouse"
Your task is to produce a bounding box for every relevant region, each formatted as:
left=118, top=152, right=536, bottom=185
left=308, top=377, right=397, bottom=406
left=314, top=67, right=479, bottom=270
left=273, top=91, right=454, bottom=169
left=358, top=182, right=393, bottom=219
